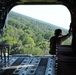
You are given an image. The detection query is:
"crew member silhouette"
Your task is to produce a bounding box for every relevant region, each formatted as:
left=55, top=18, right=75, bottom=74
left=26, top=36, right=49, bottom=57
left=49, top=28, right=71, bottom=55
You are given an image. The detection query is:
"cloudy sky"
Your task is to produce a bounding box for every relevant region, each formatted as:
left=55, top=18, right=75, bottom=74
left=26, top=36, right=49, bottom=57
left=11, top=5, right=71, bottom=29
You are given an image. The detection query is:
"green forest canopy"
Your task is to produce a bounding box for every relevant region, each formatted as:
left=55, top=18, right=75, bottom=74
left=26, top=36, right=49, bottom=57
left=0, top=11, right=72, bottom=56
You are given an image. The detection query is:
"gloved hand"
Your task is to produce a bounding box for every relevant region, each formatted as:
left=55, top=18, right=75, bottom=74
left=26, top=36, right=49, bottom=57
left=68, top=28, right=72, bottom=35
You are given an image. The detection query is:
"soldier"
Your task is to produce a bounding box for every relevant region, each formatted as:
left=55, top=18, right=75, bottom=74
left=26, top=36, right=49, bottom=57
left=49, top=28, right=71, bottom=55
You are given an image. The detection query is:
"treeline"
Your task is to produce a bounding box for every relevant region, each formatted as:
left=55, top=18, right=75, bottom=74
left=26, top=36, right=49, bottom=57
left=0, top=11, right=72, bottom=56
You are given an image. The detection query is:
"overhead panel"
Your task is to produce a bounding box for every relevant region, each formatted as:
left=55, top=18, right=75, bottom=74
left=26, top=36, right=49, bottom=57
left=20, top=0, right=57, bottom=2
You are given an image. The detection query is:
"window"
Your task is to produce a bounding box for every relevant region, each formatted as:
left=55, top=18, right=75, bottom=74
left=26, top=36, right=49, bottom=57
left=2, top=5, right=71, bottom=56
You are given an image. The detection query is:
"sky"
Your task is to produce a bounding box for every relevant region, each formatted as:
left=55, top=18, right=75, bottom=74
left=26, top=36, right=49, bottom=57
left=11, top=5, right=71, bottom=29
